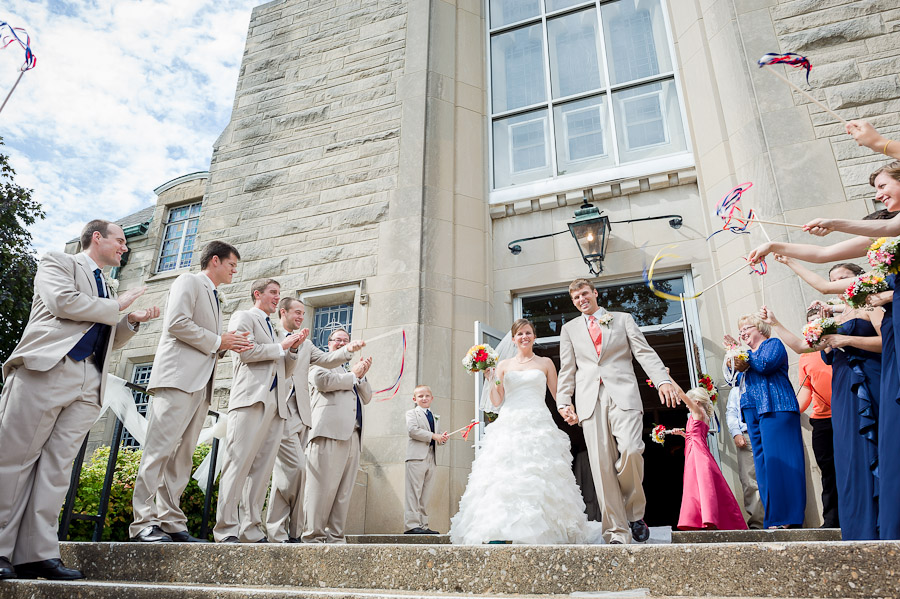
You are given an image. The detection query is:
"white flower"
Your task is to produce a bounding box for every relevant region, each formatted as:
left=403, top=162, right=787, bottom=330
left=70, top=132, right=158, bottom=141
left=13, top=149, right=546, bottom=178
left=217, top=291, right=226, bottom=305
left=597, top=313, right=613, bottom=327
left=103, top=274, right=119, bottom=294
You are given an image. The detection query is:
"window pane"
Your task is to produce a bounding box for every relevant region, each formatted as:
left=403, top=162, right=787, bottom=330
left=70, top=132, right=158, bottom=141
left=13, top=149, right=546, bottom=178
left=554, top=95, right=613, bottom=175
left=491, top=24, right=546, bottom=113
left=493, top=108, right=552, bottom=188
left=601, top=0, right=672, bottom=85
left=548, top=9, right=603, bottom=98
left=490, top=0, right=540, bottom=28
left=612, top=79, right=686, bottom=163
left=122, top=363, right=154, bottom=448
left=313, top=304, right=354, bottom=351
left=157, top=203, right=202, bottom=273
left=546, top=0, right=592, bottom=12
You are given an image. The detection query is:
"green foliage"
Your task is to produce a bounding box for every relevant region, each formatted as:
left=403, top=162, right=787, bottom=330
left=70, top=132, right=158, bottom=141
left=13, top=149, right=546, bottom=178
left=65, top=444, right=218, bottom=542
left=0, top=136, right=44, bottom=366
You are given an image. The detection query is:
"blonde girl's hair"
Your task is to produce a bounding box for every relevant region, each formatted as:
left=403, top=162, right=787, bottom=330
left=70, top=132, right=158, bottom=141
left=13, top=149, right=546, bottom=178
left=687, top=387, right=714, bottom=419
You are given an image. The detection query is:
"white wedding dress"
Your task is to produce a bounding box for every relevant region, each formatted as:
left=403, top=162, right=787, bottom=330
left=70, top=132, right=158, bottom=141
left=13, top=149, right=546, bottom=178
left=449, top=369, right=604, bottom=544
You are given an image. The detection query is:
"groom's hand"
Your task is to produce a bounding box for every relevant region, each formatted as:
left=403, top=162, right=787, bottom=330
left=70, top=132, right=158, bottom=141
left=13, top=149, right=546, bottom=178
left=657, top=383, right=680, bottom=408
left=558, top=405, right=578, bottom=425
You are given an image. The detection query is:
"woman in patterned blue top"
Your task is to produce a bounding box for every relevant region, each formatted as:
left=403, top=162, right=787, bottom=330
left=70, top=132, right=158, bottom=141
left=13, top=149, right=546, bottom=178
left=733, top=313, right=806, bottom=528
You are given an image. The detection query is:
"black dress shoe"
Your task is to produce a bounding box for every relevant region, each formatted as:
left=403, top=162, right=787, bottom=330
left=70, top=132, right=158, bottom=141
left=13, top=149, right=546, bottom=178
left=286, top=537, right=302, bottom=543
left=404, top=527, right=428, bottom=534
left=254, top=537, right=268, bottom=543
left=422, top=528, right=440, bottom=535
left=0, top=556, right=15, bottom=580
left=130, top=525, right=172, bottom=543
left=629, top=519, right=650, bottom=542
left=219, top=536, right=240, bottom=543
left=168, top=530, right=208, bottom=543
left=15, top=559, right=84, bottom=580
left=609, top=540, right=623, bottom=545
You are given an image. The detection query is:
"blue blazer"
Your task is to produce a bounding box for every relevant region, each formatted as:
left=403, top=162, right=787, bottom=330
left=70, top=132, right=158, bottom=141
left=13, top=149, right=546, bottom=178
left=742, top=337, right=798, bottom=415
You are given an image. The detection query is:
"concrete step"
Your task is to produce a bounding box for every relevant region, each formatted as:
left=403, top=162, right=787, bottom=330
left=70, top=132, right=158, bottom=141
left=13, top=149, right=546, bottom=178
left=670, top=529, right=842, bottom=543
left=46, top=540, right=899, bottom=598
left=347, top=534, right=450, bottom=544
left=0, top=580, right=839, bottom=599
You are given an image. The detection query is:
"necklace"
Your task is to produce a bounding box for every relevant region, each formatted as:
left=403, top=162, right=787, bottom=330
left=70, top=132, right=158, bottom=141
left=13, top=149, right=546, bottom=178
left=515, top=354, right=535, bottom=364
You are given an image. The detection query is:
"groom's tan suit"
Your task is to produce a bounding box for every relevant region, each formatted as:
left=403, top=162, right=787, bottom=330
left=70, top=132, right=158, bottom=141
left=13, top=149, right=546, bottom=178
left=557, top=308, right=668, bottom=544
left=130, top=272, right=222, bottom=537
left=0, top=251, right=136, bottom=563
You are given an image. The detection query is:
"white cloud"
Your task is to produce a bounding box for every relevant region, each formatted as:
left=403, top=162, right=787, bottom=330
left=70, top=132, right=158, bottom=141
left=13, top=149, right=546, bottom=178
left=1, top=0, right=258, bottom=253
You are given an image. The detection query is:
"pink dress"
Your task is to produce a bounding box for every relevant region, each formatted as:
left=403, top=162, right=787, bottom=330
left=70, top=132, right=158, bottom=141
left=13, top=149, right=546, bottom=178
left=677, top=417, right=748, bottom=531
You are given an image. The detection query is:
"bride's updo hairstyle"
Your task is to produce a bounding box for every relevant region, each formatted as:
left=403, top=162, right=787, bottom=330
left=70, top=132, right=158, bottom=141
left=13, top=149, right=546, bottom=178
left=511, top=318, right=535, bottom=336
left=687, top=387, right=714, bottom=419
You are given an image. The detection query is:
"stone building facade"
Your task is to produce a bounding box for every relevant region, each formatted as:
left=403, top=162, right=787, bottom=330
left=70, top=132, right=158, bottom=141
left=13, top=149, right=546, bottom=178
left=85, top=0, right=900, bottom=534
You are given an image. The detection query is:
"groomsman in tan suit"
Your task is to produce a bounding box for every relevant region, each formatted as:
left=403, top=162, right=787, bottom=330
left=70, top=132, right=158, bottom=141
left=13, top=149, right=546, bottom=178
left=214, top=278, right=304, bottom=542
left=557, top=278, right=679, bottom=545
left=302, top=329, right=372, bottom=543
left=129, top=241, right=252, bottom=543
left=0, top=220, right=158, bottom=580
left=265, top=298, right=365, bottom=542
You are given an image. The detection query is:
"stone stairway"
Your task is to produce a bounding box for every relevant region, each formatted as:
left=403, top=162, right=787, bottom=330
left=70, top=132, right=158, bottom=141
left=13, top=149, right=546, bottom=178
left=0, top=539, right=895, bottom=598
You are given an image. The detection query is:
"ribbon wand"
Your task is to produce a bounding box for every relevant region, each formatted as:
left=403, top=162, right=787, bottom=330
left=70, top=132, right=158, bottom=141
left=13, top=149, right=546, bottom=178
left=0, top=70, right=23, bottom=115
left=0, top=21, right=37, bottom=116
left=449, top=420, right=478, bottom=438
left=757, top=53, right=847, bottom=125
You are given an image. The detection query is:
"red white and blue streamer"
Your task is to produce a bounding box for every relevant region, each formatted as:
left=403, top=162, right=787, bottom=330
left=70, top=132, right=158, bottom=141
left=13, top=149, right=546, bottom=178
left=1, top=21, right=36, bottom=71
left=758, top=52, right=810, bottom=83
left=707, top=182, right=755, bottom=240
left=374, top=329, right=406, bottom=401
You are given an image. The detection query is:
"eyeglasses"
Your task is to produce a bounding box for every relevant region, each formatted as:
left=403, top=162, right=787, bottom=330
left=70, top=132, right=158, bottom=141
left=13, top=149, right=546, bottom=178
left=739, top=325, right=757, bottom=335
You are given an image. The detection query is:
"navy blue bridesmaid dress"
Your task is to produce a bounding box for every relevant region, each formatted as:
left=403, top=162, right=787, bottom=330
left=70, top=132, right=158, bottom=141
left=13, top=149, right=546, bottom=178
left=881, top=279, right=900, bottom=539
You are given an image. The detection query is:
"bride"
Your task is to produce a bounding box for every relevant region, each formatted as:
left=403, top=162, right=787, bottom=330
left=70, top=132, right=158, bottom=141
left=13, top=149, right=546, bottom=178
left=449, top=318, right=604, bottom=544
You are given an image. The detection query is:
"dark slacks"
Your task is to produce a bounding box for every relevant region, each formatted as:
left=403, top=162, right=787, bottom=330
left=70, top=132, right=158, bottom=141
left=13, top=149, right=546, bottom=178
left=809, top=416, right=839, bottom=528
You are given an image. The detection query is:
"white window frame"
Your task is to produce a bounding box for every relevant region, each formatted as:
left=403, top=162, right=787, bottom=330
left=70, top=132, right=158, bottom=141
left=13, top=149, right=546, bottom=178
left=122, top=362, right=154, bottom=449
left=562, top=103, right=607, bottom=163
left=508, top=115, right=551, bottom=173
left=618, top=87, right=669, bottom=151
left=156, top=201, right=201, bottom=273
left=485, top=0, right=693, bottom=205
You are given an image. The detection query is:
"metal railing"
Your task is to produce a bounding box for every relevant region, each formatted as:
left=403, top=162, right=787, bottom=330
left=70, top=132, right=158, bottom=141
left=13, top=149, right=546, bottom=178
left=58, top=382, right=221, bottom=541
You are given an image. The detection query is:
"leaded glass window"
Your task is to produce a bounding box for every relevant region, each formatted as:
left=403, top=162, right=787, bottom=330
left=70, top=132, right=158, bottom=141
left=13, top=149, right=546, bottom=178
left=157, top=202, right=201, bottom=272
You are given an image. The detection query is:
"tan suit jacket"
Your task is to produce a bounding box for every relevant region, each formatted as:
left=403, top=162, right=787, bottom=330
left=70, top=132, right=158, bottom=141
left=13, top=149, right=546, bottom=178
left=406, top=408, right=439, bottom=461
left=284, top=340, right=351, bottom=435
left=147, top=272, right=221, bottom=394
left=228, top=308, right=297, bottom=419
left=308, top=365, right=372, bottom=442
left=557, top=309, right=668, bottom=417
left=2, top=251, right=135, bottom=398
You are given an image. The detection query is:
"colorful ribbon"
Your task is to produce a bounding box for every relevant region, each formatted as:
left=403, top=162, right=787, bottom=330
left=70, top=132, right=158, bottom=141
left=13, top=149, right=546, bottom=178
left=707, top=182, right=755, bottom=241
left=758, top=52, right=810, bottom=83
left=461, top=420, right=478, bottom=440
left=373, top=329, right=406, bottom=401
left=644, top=246, right=701, bottom=301
left=0, top=21, right=36, bottom=71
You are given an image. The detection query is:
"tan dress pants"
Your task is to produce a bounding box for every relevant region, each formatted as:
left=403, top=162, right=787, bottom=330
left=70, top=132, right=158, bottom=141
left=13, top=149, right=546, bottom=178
left=130, top=386, right=209, bottom=537
left=736, top=432, right=764, bottom=528
left=404, top=449, right=436, bottom=531
left=214, top=394, right=284, bottom=542
left=0, top=357, right=101, bottom=563
left=265, top=420, right=309, bottom=541
left=581, top=390, right=646, bottom=544
left=302, top=430, right=360, bottom=543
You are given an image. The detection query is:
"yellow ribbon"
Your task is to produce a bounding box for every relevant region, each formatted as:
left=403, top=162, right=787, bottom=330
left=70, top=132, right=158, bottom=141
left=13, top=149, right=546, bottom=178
left=647, top=246, right=702, bottom=301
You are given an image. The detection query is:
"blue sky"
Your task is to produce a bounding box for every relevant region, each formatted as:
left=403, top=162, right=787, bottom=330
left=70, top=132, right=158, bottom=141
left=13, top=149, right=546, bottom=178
left=1, top=0, right=260, bottom=254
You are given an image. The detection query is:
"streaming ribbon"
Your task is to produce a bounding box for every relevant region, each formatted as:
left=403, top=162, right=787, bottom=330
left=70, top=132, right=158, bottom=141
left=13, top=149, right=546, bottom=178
left=373, top=329, right=406, bottom=401
left=707, top=182, right=755, bottom=240
left=757, top=52, right=810, bottom=83
left=644, top=245, right=766, bottom=302
left=460, top=420, right=478, bottom=440
left=0, top=20, right=37, bottom=115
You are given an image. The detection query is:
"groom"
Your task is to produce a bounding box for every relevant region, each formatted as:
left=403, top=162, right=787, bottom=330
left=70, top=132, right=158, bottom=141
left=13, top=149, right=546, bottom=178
left=557, top=278, right=679, bottom=544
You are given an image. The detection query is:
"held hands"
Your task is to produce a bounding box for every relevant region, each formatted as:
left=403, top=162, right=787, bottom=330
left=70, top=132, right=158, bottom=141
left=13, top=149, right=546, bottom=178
left=117, top=286, right=147, bottom=311
left=733, top=434, right=747, bottom=449
left=867, top=291, right=893, bottom=308
left=433, top=431, right=450, bottom=445
left=127, top=305, right=160, bottom=324
left=347, top=339, right=365, bottom=352
left=657, top=382, right=680, bottom=408
left=281, top=332, right=305, bottom=350
left=220, top=330, right=252, bottom=353
left=820, top=334, right=849, bottom=349
left=558, top=405, right=579, bottom=425
left=352, top=356, right=373, bottom=379
left=808, top=300, right=834, bottom=317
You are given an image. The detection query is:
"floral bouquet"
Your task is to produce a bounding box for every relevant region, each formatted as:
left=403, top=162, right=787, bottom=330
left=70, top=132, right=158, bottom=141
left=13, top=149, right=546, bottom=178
left=650, top=424, right=684, bottom=445
left=725, top=348, right=750, bottom=372
left=698, top=374, right=717, bottom=403
left=462, top=344, right=500, bottom=374
left=867, top=237, right=900, bottom=275
left=802, top=317, right=838, bottom=347
left=844, top=273, right=888, bottom=308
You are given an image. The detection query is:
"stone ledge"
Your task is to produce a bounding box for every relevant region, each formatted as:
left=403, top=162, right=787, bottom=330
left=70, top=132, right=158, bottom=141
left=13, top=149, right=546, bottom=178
left=55, top=541, right=900, bottom=598
left=671, top=529, right=842, bottom=543
left=347, top=534, right=450, bottom=544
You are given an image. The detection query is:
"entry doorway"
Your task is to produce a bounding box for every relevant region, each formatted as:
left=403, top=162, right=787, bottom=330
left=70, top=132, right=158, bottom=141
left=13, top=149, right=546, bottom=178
left=474, top=274, right=705, bottom=528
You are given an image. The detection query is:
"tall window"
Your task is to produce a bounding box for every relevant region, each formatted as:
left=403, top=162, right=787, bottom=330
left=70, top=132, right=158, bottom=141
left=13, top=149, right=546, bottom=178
left=489, top=0, right=687, bottom=190
left=312, top=303, right=354, bottom=351
left=122, top=363, right=153, bottom=448
left=157, top=202, right=201, bottom=272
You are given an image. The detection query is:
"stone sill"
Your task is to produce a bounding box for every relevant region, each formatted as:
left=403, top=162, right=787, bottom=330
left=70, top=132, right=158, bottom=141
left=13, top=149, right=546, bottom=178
left=145, top=267, right=190, bottom=283
left=489, top=167, right=698, bottom=220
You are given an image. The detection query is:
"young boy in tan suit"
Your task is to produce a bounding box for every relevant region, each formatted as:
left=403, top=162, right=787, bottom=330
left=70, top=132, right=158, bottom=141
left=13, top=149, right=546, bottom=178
left=404, top=385, right=447, bottom=534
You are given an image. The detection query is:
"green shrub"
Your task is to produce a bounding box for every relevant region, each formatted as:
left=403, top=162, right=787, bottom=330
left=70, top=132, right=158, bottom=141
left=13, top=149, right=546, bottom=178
left=63, top=443, right=219, bottom=541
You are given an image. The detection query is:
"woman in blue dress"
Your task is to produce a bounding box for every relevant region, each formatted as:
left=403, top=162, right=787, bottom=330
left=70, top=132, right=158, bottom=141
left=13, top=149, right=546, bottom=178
left=763, top=261, right=883, bottom=540
left=731, top=313, right=806, bottom=528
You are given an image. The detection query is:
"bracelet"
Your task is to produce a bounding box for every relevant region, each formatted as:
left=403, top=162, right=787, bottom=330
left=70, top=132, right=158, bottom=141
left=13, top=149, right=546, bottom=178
left=884, top=140, right=893, bottom=156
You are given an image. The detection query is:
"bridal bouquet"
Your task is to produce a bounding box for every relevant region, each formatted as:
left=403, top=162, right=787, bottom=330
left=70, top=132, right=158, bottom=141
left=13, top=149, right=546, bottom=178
left=650, top=424, right=684, bottom=445
left=867, top=237, right=900, bottom=275
left=844, top=273, right=888, bottom=308
left=725, top=348, right=750, bottom=373
left=802, top=317, right=838, bottom=347
left=463, top=344, right=499, bottom=374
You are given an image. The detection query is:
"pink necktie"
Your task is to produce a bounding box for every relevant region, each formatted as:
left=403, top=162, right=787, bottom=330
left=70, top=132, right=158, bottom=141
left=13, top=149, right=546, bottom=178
left=588, top=315, right=602, bottom=356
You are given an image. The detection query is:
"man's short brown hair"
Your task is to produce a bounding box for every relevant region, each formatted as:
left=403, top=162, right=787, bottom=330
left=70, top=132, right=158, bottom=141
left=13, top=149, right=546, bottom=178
left=80, top=219, right=113, bottom=249
left=568, top=278, right=595, bottom=295
left=250, top=278, right=279, bottom=300
left=278, top=297, right=302, bottom=316
left=200, top=241, right=240, bottom=269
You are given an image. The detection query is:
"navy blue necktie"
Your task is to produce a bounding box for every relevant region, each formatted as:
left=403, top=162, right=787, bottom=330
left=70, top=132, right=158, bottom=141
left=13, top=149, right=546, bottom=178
left=213, top=289, right=219, bottom=310
left=267, top=317, right=278, bottom=391
left=68, top=268, right=111, bottom=369
left=426, top=410, right=435, bottom=449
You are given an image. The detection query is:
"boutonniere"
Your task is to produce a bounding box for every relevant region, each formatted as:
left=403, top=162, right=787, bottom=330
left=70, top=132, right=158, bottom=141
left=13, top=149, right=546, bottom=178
left=103, top=273, right=119, bottom=294
left=597, top=313, right=613, bottom=327
left=217, top=290, right=226, bottom=305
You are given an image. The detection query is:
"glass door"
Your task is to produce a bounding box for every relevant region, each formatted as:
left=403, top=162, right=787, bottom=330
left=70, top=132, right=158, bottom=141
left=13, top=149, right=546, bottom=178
left=472, top=321, right=506, bottom=453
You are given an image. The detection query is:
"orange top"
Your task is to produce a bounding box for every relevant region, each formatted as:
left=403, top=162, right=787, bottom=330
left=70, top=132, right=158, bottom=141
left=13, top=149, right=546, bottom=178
left=798, top=352, right=832, bottom=419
